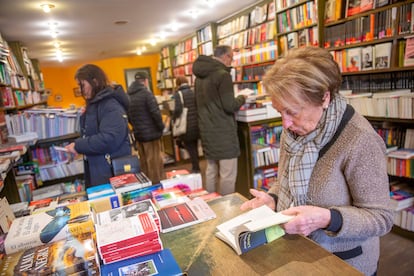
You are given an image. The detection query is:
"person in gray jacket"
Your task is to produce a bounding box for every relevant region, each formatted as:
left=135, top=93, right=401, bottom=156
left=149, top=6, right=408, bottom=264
left=241, top=46, right=394, bottom=276
left=193, top=45, right=246, bottom=195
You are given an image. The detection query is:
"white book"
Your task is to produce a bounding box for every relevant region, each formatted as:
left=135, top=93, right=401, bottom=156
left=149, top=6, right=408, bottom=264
left=215, top=205, right=293, bottom=255
left=361, top=46, right=374, bottom=70
left=374, top=42, right=392, bottom=69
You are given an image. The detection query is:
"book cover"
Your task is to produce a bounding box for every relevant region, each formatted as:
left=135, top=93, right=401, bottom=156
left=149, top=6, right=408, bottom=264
left=110, top=173, right=143, bottom=193
left=160, top=173, right=202, bottom=194
left=346, top=0, right=361, bottom=17
left=4, top=201, right=94, bottom=255
left=95, top=199, right=160, bottom=228
left=346, top=47, right=362, bottom=72
left=152, top=187, right=190, bottom=209
left=86, top=183, right=115, bottom=200
left=157, top=197, right=216, bottom=233
left=215, top=205, right=293, bottom=255
left=0, top=197, right=15, bottom=234
left=121, top=183, right=162, bottom=206
left=404, top=37, right=414, bottom=67
left=361, top=46, right=374, bottom=70
left=0, top=233, right=100, bottom=275
left=375, top=42, right=392, bottom=69
left=100, top=248, right=182, bottom=276
left=96, top=212, right=160, bottom=255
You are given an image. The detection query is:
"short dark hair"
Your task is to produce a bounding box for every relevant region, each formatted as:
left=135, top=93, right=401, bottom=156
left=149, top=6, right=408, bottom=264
left=75, top=64, right=109, bottom=98
left=214, top=45, right=232, bottom=58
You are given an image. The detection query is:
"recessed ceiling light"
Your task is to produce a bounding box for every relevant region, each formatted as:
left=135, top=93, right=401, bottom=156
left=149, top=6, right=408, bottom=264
left=41, top=4, right=55, bottom=13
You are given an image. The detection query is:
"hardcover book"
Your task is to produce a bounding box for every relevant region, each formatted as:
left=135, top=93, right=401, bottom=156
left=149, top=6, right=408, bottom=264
left=0, top=233, right=100, bottom=275
left=215, top=205, right=293, bottom=255
left=4, top=201, right=94, bottom=255
left=100, top=248, right=182, bottom=276
left=157, top=197, right=216, bottom=233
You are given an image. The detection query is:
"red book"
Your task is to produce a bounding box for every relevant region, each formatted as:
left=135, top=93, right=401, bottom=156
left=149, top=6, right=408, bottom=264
left=100, top=239, right=162, bottom=257
left=95, top=212, right=160, bottom=255
left=102, top=243, right=163, bottom=264
left=109, top=173, right=144, bottom=193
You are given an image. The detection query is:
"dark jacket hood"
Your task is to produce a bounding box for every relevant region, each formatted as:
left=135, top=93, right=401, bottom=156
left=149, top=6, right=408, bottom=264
left=89, top=85, right=129, bottom=112
left=127, top=80, right=148, bottom=95
left=193, top=55, right=230, bottom=78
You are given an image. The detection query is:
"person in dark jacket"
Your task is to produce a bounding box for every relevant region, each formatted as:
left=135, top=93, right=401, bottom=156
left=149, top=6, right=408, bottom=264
left=127, top=71, right=165, bottom=184
left=193, top=45, right=246, bottom=195
left=65, top=64, right=131, bottom=188
left=172, top=76, right=200, bottom=173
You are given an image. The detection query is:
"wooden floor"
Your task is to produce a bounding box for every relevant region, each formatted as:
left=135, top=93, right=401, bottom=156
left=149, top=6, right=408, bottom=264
left=164, top=159, right=414, bottom=276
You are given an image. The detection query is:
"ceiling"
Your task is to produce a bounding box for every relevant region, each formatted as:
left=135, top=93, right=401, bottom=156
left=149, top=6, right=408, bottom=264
left=0, top=0, right=261, bottom=67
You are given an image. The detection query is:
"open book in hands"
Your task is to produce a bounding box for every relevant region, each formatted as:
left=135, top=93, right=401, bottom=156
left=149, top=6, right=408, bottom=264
left=215, top=205, right=294, bottom=255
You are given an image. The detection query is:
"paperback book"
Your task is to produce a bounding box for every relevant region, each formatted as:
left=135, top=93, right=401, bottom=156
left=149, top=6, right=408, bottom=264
left=110, top=172, right=151, bottom=194
left=0, top=232, right=100, bottom=275
left=4, top=201, right=94, bottom=255
left=157, top=197, right=216, bottom=233
left=100, top=248, right=182, bottom=276
left=94, top=199, right=160, bottom=231
left=95, top=212, right=162, bottom=264
left=215, top=205, right=293, bottom=255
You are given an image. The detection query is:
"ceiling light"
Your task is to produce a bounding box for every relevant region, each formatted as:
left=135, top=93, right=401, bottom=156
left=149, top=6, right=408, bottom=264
left=48, top=21, right=58, bottom=30
left=41, top=4, right=55, bottom=13
left=169, top=22, right=180, bottom=32
left=142, top=46, right=147, bottom=51
left=205, top=0, right=217, bottom=8
left=150, top=39, right=157, bottom=46
left=136, top=49, right=142, bottom=55
left=50, top=31, right=58, bottom=38
left=53, top=41, right=60, bottom=48
left=189, top=9, right=200, bottom=19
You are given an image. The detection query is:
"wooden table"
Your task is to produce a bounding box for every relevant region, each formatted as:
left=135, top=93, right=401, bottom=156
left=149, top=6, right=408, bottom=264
left=161, top=193, right=363, bottom=275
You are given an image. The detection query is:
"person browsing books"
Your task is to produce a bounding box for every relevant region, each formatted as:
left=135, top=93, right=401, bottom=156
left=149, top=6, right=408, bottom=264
left=127, top=71, right=165, bottom=184
left=65, top=64, right=131, bottom=188
left=193, top=45, right=246, bottom=195
left=240, top=46, right=394, bottom=276
left=172, top=76, right=200, bottom=173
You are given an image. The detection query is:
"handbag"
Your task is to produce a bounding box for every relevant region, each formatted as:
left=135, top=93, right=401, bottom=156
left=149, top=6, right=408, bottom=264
left=106, top=154, right=140, bottom=176
left=172, top=91, right=188, bottom=137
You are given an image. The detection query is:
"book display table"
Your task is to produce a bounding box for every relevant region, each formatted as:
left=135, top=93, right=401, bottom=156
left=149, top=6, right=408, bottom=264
left=161, top=193, right=363, bottom=275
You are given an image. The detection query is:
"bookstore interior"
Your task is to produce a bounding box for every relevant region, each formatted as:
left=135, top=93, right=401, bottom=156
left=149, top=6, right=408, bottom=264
left=0, top=0, right=414, bottom=274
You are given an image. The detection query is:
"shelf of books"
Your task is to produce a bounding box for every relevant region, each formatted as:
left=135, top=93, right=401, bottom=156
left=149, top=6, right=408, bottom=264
left=276, top=0, right=320, bottom=57
left=158, top=45, right=174, bottom=90
left=236, top=118, right=282, bottom=198
left=196, top=22, right=217, bottom=56
left=171, top=34, right=198, bottom=86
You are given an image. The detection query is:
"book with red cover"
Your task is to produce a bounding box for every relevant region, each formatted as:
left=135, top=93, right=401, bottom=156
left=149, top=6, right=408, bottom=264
left=102, top=242, right=163, bottom=264
left=109, top=173, right=141, bottom=193
left=95, top=212, right=161, bottom=258
left=157, top=197, right=216, bottom=233
left=100, top=238, right=162, bottom=258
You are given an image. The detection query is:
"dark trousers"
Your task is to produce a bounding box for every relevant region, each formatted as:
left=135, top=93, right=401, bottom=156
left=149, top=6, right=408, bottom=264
left=183, top=139, right=200, bottom=172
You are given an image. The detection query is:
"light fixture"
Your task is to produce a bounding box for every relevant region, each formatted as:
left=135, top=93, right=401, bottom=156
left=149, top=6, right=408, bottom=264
left=53, top=41, right=60, bottom=48
left=169, top=22, right=180, bottom=32
left=47, top=21, right=58, bottom=30
left=49, top=30, right=58, bottom=38
left=150, top=39, right=157, bottom=46
left=41, top=4, right=55, bottom=13
left=136, top=49, right=142, bottom=55
left=189, top=9, right=200, bottom=19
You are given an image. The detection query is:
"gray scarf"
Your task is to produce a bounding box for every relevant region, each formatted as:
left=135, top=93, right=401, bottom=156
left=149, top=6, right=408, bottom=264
left=276, top=95, right=347, bottom=211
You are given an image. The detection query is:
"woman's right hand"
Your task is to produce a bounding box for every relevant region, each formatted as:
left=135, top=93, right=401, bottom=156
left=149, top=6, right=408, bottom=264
left=240, top=189, right=275, bottom=211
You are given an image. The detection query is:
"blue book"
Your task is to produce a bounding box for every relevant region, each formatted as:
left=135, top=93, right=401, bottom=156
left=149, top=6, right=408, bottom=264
left=86, top=183, right=115, bottom=200
left=101, top=248, right=182, bottom=276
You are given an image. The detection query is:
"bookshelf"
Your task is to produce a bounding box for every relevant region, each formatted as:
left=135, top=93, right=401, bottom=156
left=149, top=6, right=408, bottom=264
left=321, top=0, right=414, bottom=236
left=196, top=22, right=217, bottom=57
left=158, top=45, right=174, bottom=90
left=171, top=35, right=198, bottom=87
left=236, top=118, right=282, bottom=198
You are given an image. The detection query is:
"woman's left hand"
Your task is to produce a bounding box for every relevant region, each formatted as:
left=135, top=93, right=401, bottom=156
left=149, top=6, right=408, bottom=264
left=281, top=205, right=331, bottom=236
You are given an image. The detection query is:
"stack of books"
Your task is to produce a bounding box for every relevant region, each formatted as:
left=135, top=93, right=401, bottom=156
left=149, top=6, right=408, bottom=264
left=0, top=233, right=100, bottom=275
left=109, top=172, right=152, bottom=194
left=95, top=211, right=162, bottom=264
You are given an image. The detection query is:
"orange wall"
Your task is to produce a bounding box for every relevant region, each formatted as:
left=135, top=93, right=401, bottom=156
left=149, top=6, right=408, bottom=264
left=42, top=54, right=160, bottom=108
